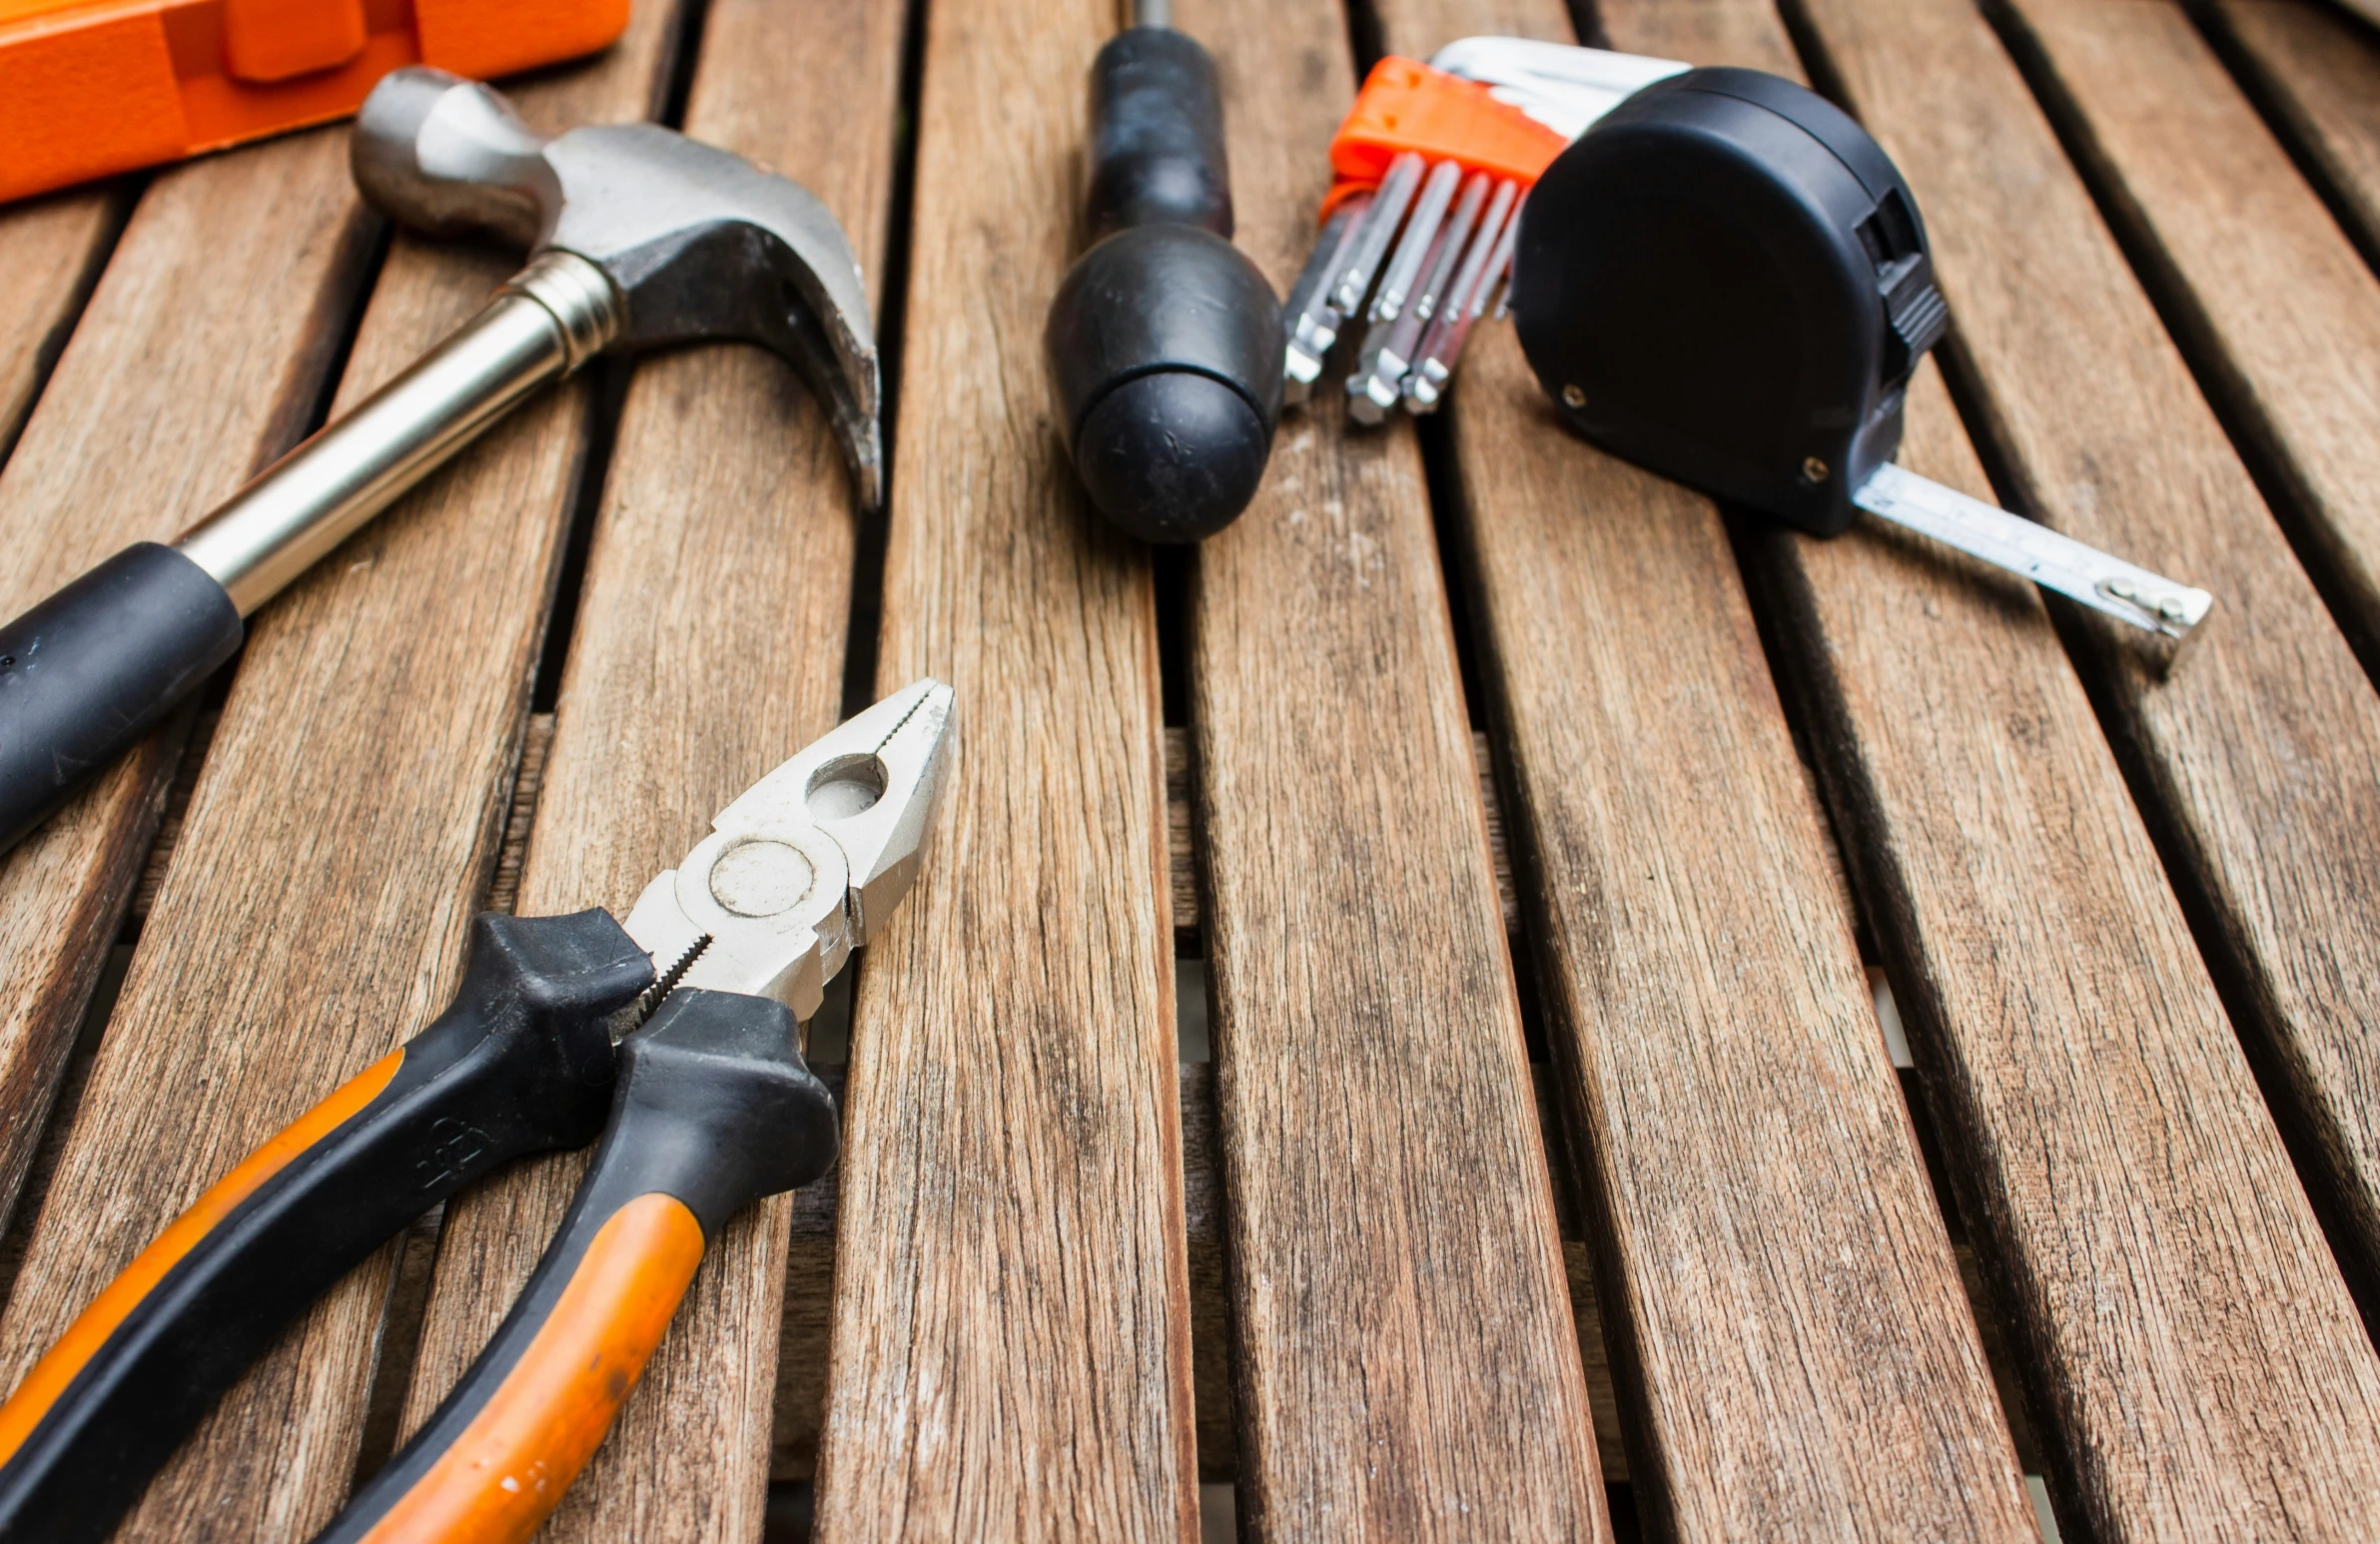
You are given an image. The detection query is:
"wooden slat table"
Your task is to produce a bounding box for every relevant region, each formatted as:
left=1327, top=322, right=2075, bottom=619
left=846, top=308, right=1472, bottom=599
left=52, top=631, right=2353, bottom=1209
left=2, top=0, right=2378, bottom=1538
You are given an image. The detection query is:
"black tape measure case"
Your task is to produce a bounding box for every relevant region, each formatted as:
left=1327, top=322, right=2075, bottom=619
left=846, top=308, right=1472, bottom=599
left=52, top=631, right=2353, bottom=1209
left=1511, top=68, right=1950, bottom=536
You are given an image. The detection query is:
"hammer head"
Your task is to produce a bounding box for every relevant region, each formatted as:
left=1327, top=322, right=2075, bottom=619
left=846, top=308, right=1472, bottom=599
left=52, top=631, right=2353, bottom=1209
left=354, top=67, right=883, bottom=508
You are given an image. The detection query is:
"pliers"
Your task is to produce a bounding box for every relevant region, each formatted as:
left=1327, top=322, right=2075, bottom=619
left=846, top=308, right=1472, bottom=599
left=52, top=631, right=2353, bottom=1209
left=0, top=679, right=954, bottom=1544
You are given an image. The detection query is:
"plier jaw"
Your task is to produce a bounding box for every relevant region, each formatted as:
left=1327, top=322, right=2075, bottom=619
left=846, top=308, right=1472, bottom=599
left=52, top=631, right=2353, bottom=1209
left=621, top=678, right=954, bottom=1022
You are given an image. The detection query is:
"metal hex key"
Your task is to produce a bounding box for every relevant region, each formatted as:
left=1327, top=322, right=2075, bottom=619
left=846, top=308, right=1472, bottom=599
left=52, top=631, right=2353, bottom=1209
left=1350, top=168, right=1489, bottom=421
left=1405, top=178, right=1518, bottom=412
left=1282, top=196, right=1371, bottom=401
left=1282, top=151, right=1423, bottom=398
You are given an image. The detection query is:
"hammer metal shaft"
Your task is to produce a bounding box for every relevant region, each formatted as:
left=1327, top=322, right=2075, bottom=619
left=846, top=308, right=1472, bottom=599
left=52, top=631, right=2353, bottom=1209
left=177, top=251, right=623, bottom=616
left=0, top=68, right=880, bottom=860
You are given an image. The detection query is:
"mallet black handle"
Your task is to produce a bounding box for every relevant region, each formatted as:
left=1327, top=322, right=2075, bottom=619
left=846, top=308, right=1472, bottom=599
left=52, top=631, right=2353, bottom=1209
left=1047, top=24, right=1285, bottom=544
left=1085, top=26, right=1235, bottom=240
left=0, top=911, right=651, bottom=1544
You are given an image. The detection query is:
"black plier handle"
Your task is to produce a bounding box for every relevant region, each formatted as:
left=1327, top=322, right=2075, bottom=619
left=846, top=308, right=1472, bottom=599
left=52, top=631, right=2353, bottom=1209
left=0, top=678, right=947, bottom=1543
left=0, top=910, right=653, bottom=1544
left=314, top=988, right=834, bottom=1543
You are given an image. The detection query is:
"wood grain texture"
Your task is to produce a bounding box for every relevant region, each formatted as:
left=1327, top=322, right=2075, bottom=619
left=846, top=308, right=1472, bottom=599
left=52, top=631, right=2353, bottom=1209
left=1780, top=0, right=2380, bottom=1531
left=773, top=1064, right=1634, bottom=1486
left=1765, top=359, right=2380, bottom=1544
left=388, top=0, right=902, bottom=1535
left=2201, top=0, right=2380, bottom=259
left=1997, top=0, right=2380, bottom=1340
left=1182, top=0, right=1602, bottom=1532
left=785, top=1066, right=1225, bottom=1489
left=133, top=718, right=1527, bottom=942
left=0, top=131, right=379, bottom=1252
left=0, top=14, right=681, bottom=1539
left=1447, top=302, right=2031, bottom=1539
left=1360, top=0, right=2037, bottom=1536
left=1167, top=727, right=1516, bottom=937
left=0, top=189, right=119, bottom=466
left=804, top=0, right=1196, bottom=1528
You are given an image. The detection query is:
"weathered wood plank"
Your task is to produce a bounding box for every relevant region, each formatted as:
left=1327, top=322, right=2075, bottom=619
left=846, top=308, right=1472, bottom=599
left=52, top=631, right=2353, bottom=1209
left=1995, top=0, right=2380, bottom=1338
left=1173, top=727, right=1514, bottom=939
left=0, top=14, right=683, bottom=1539
left=773, top=1063, right=1633, bottom=1487
left=1766, top=354, right=2380, bottom=1542
left=0, top=133, right=380, bottom=1253
left=2200, top=0, right=2380, bottom=260
left=1781, top=0, right=2380, bottom=1531
left=1361, top=0, right=2039, bottom=1535
left=0, top=190, right=119, bottom=466
left=1182, top=0, right=1603, bottom=1533
left=386, top=0, right=903, bottom=1534
left=804, top=0, right=1196, bottom=1528
left=781, top=1065, right=1236, bottom=1489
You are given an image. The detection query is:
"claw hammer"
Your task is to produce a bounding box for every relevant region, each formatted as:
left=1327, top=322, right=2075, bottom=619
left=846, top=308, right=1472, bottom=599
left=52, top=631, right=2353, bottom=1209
left=0, top=67, right=880, bottom=856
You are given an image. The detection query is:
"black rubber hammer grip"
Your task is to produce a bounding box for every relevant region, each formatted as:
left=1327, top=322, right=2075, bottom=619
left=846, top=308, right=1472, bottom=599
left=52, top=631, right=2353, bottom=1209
left=1047, top=26, right=1285, bottom=544
left=0, top=543, right=243, bottom=852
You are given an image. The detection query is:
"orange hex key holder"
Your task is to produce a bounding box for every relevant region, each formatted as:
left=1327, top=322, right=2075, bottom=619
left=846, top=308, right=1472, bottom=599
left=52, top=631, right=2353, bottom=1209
left=0, top=0, right=632, bottom=203
left=0, top=681, right=953, bottom=1544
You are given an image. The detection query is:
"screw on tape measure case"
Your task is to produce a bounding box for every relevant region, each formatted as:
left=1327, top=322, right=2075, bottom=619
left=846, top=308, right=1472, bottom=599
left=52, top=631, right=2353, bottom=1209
left=0, top=0, right=631, bottom=204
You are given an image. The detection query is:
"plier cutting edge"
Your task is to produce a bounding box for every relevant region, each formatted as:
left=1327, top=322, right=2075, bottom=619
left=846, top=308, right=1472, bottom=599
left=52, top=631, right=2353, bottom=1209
left=0, top=678, right=955, bottom=1544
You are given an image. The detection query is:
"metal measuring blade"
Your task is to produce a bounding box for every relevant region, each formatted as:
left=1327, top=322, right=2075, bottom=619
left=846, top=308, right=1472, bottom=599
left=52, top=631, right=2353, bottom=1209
left=1853, top=462, right=2212, bottom=639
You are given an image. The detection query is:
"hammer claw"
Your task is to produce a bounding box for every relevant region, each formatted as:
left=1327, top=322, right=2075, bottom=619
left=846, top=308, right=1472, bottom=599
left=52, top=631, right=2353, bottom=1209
left=354, top=67, right=885, bottom=510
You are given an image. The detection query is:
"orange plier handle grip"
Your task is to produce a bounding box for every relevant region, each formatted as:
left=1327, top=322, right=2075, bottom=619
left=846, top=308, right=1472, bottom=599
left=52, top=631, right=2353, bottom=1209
left=0, top=912, right=651, bottom=1544
left=312, top=988, right=835, bottom=1544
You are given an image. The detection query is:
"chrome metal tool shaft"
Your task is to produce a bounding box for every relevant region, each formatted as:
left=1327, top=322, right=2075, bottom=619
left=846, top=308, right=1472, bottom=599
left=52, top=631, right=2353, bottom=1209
left=177, top=252, right=620, bottom=614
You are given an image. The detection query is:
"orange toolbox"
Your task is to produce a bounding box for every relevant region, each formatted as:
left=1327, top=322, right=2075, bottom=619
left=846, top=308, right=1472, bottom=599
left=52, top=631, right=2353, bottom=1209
left=0, top=0, right=630, bottom=204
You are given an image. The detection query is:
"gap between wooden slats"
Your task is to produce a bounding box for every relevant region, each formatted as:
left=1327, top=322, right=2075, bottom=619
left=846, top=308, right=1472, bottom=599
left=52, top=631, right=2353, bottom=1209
left=377, top=0, right=906, bottom=1536
left=0, top=188, right=129, bottom=473
left=90, top=728, right=2010, bottom=1516
left=798, top=0, right=1199, bottom=1524
left=1351, top=0, right=2037, bottom=1535
left=0, top=129, right=385, bottom=1262
left=2193, top=0, right=2380, bottom=276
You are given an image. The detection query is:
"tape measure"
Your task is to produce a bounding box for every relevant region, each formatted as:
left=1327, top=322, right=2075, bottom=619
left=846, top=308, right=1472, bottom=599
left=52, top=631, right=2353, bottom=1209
left=1512, top=67, right=1950, bottom=537
left=1510, top=65, right=2211, bottom=639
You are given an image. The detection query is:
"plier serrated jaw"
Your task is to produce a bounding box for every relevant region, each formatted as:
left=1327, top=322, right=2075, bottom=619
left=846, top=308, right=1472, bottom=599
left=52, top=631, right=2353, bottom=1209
left=620, top=678, right=954, bottom=1022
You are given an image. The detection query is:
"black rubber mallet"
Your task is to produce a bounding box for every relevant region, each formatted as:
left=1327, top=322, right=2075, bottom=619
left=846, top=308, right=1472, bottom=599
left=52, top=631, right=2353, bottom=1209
left=1045, top=0, right=1285, bottom=543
